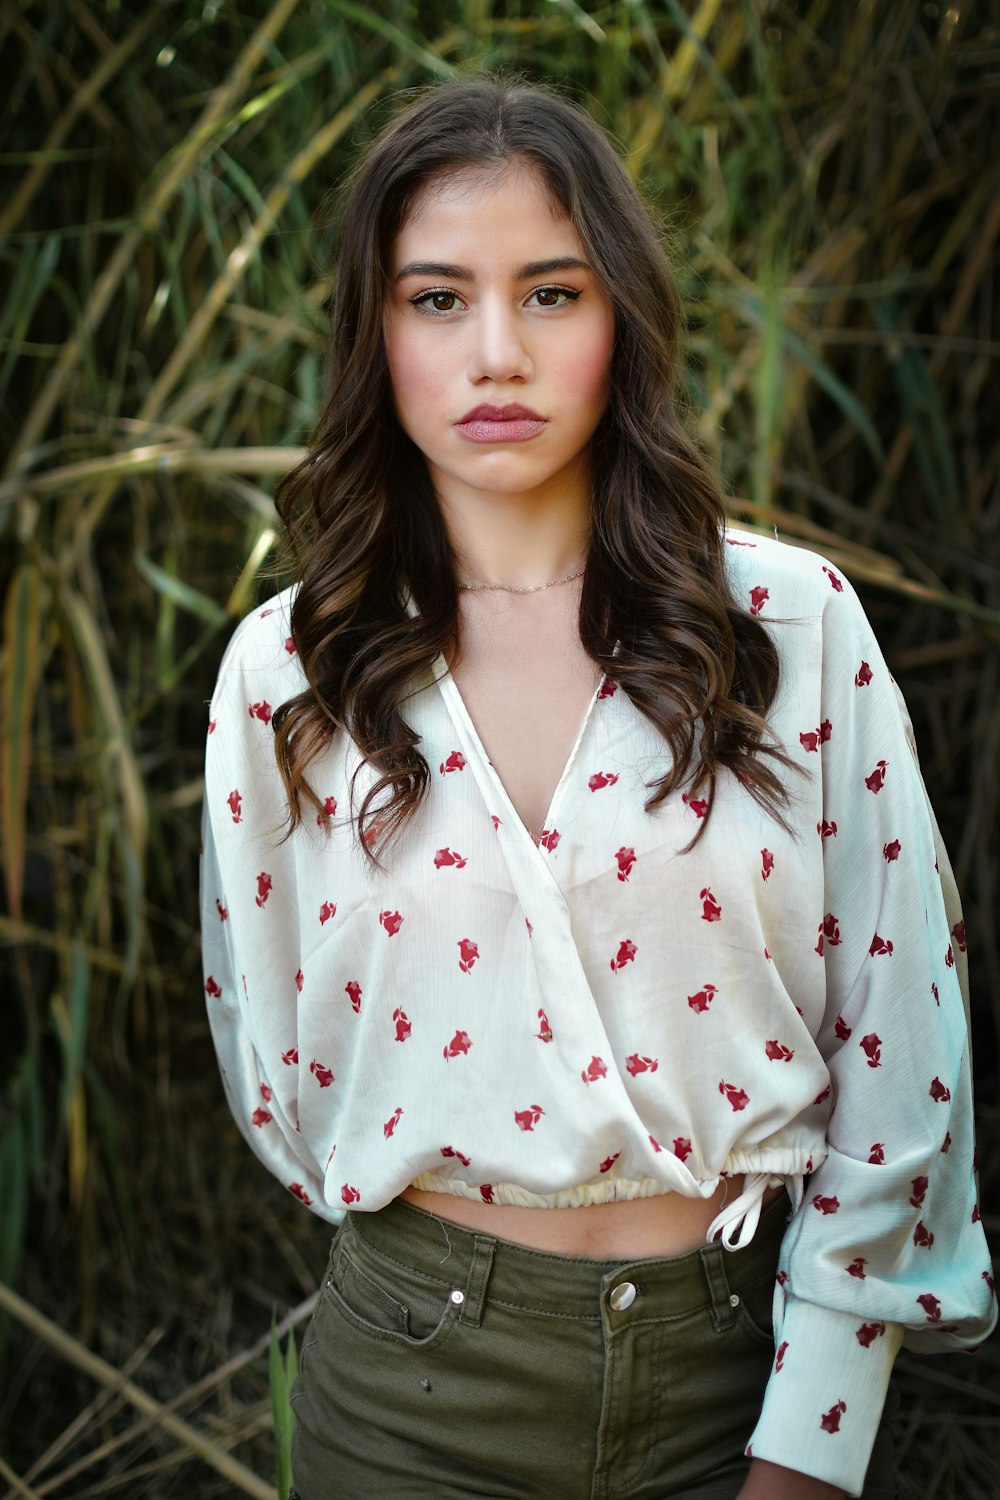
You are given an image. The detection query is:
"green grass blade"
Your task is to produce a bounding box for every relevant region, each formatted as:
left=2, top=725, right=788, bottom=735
left=737, top=290, right=888, bottom=471
left=270, top=1320, right=297, bottom=1499
left=874, top=298, right=960, bottom=530
left=135, top=553, right=229, bottom=627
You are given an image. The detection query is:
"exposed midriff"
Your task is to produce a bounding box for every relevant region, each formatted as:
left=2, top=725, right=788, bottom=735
left=399, top=1179, right=787, bottom=1259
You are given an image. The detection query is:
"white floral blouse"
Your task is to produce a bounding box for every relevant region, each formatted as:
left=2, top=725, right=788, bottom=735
left=201, top=529, right=996, bottom=1494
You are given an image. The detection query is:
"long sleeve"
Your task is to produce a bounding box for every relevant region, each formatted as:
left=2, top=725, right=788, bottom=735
left=200, top=599, right=341, bottom=1224
left=745, top=567, right=996, bottom=1493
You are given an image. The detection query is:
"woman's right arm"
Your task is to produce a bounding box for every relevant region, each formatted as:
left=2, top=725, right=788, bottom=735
left=200, top=604, right=341, bottom=1222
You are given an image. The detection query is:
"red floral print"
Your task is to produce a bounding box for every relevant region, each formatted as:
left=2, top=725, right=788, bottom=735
left=719, top=1080, right=749, bottom=1111
left=700, top=887, right=722, bottom=922
left=443, top=1030, right=473, bottom=1060
left=610, top=939, right=637, bottom=973
left=749, top=585, right=769, bottom=615
left=434, top=846, right=467, bottom=869
left=457, top=938, right=479, bottom=973
left=820, top=1400, right=847, bottom=1432
left=688, top=983, right=718, bottom=1013
left=865, top=760, right=888, bottom=793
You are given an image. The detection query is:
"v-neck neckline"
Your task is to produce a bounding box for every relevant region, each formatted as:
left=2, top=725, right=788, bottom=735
left=433, top=655, right=606, bottom=854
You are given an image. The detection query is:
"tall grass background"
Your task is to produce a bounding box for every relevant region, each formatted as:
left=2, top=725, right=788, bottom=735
left=1, top=0, right=998, bottom=1494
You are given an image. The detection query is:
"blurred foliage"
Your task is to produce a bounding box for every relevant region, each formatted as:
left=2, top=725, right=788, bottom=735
left=0, top=0, right=997, bottom=1493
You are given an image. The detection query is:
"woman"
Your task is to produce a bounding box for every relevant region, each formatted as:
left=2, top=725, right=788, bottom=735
left=200, top=76, right=996, bottom=1500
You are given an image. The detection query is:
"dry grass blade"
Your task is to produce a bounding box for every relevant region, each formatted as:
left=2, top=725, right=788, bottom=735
left=22, top=1328, right=164, bottom=1487
left=0, top=1456, right=42, bottom=1500
left=0, top=1283, right=276, bottom=1500
left=22, top=1297, right=319, bottom=1498
left=0, top=5, right=158, bottom=238
left=3, top=0, right=306, bottom=480
left=0, top=445, right=306, bottom=504
left=1, top=564, right=45, bottom=920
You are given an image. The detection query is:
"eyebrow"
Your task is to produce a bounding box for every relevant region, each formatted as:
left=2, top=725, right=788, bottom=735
left=394, top=256, right=592, bottom=282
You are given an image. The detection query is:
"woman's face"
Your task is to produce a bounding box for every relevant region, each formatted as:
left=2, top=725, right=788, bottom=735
left=383, top=164, right=615, bottom=515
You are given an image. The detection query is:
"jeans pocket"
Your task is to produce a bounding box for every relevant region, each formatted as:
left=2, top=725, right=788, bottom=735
left=322, top=1224, right=461, bottom=1349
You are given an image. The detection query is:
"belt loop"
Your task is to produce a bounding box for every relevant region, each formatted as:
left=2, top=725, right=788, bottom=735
left=459, top=1235, right=495, bottom=1328
left=700, top=1244, right=736, bottom=1333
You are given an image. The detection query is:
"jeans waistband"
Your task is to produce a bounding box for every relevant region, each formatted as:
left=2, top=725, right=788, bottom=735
left=345, top=1192, right=789, bottom=1329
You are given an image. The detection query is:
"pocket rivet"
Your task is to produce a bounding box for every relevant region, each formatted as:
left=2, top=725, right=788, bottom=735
left=730, top=1293, right=740, bottom=1307
left=449, top=1288, right=465, bottom=1306
left=420, top=1378, right=432, bottom=1392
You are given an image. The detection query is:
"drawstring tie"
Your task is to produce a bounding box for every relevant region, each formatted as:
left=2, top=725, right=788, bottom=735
left=706, top=1170, right=794, bottom=1249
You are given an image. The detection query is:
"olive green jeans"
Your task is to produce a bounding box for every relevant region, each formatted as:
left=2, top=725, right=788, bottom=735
left=289, top=1195, right=897, bottom=1499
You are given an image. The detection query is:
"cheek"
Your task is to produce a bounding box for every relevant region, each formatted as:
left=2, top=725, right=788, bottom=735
left=562, top=316, right=615, bottom=409
left=386, top=336, right=453, bottom=438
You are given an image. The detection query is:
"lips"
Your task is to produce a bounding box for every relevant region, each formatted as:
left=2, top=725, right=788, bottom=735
left=455, top=402, right=548, bottom=444
left=458, top=402, right=545, bottom=423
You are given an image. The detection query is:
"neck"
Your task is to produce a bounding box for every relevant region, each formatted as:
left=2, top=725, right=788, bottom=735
left=434, top=474, right=591, bottom=592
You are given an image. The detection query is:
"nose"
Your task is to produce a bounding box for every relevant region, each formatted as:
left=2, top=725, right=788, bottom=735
left=466, top=299, right=533, bottom=384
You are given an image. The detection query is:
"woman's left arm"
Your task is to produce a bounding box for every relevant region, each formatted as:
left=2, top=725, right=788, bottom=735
left=742, top=563, right=996, bottom=1497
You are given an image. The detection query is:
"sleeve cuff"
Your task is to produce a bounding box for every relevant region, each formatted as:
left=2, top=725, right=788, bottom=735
left=746, top=1295, right=903, bottom=1497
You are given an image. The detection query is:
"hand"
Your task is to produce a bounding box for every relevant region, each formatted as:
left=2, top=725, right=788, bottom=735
left=736, top=1458, right=847, bottom=1500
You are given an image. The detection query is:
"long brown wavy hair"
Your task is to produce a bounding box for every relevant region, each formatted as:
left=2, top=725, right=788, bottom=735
left=272, top=74, right=796, bottom=856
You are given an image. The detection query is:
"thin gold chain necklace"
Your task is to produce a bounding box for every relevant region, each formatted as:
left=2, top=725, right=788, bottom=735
left=456, top=565, right=585, bottom=595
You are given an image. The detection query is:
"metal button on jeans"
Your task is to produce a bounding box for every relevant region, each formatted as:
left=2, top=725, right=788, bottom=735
left=609, top=1281, right=637, bottom=1311
left=449, top=1288, right=465, bottom=1305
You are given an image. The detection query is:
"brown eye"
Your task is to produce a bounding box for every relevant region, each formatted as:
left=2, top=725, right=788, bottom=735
left=527, top=286, right=580, bottom=309
left=410, top=289, right=464, bottom=316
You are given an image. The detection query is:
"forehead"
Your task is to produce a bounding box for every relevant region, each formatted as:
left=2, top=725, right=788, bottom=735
left=391, top=164, right=582, bottom=267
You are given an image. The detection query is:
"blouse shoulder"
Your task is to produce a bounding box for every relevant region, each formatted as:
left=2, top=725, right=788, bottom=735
left=211, top=585, right=300, bottom=693
left=723, top=525, right=858, bottom=625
